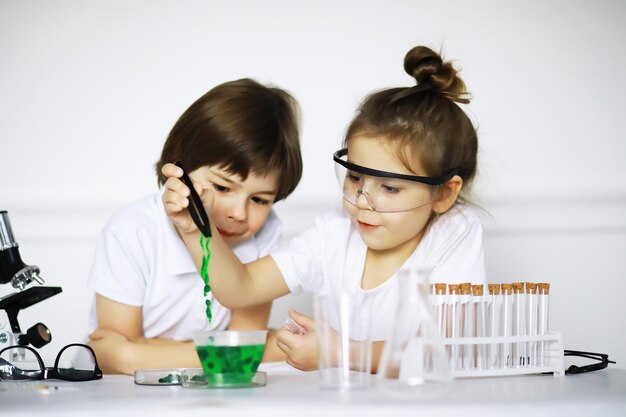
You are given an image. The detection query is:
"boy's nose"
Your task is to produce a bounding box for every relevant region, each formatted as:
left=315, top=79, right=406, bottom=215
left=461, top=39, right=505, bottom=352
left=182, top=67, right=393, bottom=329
left=228, top=199, right=247, bottom=222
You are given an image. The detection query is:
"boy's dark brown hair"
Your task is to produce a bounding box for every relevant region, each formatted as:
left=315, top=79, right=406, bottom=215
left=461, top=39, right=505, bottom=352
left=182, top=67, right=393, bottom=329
left=156, top=78, right=302, bottom=202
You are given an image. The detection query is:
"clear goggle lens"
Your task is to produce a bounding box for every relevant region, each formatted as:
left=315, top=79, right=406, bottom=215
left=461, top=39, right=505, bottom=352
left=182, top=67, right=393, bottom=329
left=334, top=161, right=440, bottom=213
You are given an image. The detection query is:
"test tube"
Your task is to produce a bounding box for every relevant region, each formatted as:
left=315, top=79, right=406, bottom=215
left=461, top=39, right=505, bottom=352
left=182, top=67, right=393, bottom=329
left=525, top=282, right=538, bottom=367
left=500, top=284, right=513, bottom=368
left=460, top=282, right=474, bottom=370
left=472, top=284, right=487, bottom=370
left=446, top=284, right=461, bottom=370
left=537, top=283, right=550, bottom=366
left=433, top=283, right=447, bottom=337
left=512, top=282, right=526, bottom=367
left=487, top=283, right=501, bottom=369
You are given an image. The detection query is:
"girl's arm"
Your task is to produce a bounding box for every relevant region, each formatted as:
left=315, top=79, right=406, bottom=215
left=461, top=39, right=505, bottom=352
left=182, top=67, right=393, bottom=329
left=89, top=294, right=200, bottom=374
left=162, top=163, right=290, bottom=309
left=227, top=302, right=287, bottom=362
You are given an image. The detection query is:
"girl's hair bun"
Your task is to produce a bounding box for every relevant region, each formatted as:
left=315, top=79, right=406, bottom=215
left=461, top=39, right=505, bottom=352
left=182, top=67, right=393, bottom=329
left=403, top=46, right=471, bottom=104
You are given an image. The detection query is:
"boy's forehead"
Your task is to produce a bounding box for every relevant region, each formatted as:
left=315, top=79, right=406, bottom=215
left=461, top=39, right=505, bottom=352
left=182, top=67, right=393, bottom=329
left=210, top=165, right=280, bottom=192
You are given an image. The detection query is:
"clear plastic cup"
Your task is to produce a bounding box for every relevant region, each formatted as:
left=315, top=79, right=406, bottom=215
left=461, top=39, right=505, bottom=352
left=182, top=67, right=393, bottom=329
left=192, top=330, right=267, bottom=387
left=314, top=293, right=372, bottom=390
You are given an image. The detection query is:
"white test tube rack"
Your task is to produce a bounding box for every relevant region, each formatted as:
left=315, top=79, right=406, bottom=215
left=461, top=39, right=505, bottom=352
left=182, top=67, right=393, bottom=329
left=443, top=331, right=565, bottom=378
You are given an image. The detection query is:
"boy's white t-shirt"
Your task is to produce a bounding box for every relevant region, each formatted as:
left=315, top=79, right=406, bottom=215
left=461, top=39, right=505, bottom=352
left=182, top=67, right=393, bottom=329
left=86, top=192, right=282, bottom=340
left=271, top=204, right=486, bottom=340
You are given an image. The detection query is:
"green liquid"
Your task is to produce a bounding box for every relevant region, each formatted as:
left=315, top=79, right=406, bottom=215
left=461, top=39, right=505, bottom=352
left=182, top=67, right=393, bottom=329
left=200, top=234, right=212, bottom=323
left=195, top=344, right=265, bottom=386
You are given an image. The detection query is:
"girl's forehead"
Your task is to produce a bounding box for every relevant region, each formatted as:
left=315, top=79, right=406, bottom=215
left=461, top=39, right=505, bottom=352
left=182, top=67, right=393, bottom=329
left=347, top=136, right=427, bottom=176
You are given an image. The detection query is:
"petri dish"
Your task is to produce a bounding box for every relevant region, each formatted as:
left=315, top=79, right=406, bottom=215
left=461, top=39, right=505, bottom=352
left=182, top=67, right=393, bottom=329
left=181, top=368, right=266, bottom=389
left=134, top=368, right=186, bottom=386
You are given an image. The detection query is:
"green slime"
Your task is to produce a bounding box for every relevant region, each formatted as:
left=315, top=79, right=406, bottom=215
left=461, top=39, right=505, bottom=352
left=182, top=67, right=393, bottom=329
left=200, top=234, right=212, bottom=322
left=158, top=373, right=179, bottom=384
left=195, top=344, right=265, bottom=386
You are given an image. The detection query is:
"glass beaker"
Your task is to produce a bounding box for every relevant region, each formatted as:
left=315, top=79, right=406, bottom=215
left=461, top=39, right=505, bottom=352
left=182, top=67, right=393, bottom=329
left=314, top=292, right=372, bottom=390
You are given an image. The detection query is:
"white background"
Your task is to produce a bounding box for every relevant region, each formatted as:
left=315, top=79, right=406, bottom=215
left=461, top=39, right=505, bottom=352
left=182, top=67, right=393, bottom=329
left=1, top=0, right=625, bottom=368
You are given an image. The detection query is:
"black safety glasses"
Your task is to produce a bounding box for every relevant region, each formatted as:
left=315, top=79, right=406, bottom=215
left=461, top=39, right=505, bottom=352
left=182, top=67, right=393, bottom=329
left=564, top=350, right=616, bottom=375
left=0, top=343, right=102, bottom=382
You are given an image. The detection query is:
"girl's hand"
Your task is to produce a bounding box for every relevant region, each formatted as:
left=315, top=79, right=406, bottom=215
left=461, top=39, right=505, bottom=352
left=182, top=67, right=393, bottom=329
left=276, top=309, right=319, bottom=371
left=160, top=162, right=213, bottom=235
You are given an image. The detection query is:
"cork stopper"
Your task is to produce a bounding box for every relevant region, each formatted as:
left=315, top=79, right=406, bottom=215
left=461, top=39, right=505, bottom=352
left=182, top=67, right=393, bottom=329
left=538, top=282, right=550, bottom=295
left=513, top=282, right=525, bottom=294
left=448, top=284, right=460, bottom=295
left=488, top=283, right=501, bottom=295
left=434, top=283, right=447, bottom=295
left=525, top=282, right=537, bottom=294
left=460, top=282, right=472, bottom=295
left=501, top=283, right=513, bottom=295
left=472, top=284, right=484, bottom=296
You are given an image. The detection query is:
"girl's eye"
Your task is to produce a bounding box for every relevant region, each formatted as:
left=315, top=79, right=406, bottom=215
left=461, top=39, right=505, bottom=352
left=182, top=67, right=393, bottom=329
left=213, top=184, right=230, bottom=193
left=381, top=184, right=400, bottom=193
left=251, top=196, right=271, bottom=206
left=347, top=172, right=361, bottom=183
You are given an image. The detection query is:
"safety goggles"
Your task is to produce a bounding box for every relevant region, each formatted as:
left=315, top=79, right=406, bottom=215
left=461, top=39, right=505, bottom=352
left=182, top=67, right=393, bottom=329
left=333, top=148, right=457, bottom=213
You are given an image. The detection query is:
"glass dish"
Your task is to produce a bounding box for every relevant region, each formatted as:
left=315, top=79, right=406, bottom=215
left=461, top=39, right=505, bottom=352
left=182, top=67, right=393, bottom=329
left=181, top=368, right=266, bottom=388
left=133, top=368, right=186, bottom=386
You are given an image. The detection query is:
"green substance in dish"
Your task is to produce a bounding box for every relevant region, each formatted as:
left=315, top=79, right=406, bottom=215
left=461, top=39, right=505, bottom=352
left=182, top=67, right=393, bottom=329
left=190, top=374, right=206, bottom=383
left=200, top=234, right=212, bottom=323
left=158, top=373, right=178, bottom=384
left=195, top=344, right=265, bottom=386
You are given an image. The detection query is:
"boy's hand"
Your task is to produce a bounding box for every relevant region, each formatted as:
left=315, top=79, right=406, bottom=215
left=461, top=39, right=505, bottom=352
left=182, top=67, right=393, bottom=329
left=88, top=328, right=133, bottom=374
left=276, top=309, right=319, bottom=371
left=161, top=162, right=213, bottom=235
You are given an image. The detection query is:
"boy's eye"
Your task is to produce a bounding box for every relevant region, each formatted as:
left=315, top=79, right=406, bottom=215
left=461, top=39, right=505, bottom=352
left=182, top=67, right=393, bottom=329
left=213, top=184, right=230, bottom=193
left=251, top=196, right=271, bottom=205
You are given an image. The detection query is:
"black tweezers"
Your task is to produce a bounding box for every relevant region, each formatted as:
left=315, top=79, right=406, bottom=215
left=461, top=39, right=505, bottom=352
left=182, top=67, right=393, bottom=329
left=174, top=161, right=212, bottom=238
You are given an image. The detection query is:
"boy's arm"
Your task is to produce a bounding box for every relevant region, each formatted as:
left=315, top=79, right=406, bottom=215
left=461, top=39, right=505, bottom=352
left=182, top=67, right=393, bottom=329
left=88, top=329, right=199, bottom=375
left=89, top=294, right=200, bottom=374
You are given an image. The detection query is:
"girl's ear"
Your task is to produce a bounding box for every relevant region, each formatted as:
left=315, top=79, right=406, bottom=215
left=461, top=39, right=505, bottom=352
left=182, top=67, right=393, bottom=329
left=432, top=175, right=463, bottom=214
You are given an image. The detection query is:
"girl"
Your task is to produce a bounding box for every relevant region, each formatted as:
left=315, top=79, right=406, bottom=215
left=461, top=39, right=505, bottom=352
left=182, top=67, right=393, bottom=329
left=162, top=46, right=485, bottom=371
left=87, top=78, right=303, bottom=374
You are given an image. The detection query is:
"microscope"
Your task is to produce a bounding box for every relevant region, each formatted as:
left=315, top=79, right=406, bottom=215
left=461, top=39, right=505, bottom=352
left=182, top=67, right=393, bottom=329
left=0, top=210, right=62, bottom=350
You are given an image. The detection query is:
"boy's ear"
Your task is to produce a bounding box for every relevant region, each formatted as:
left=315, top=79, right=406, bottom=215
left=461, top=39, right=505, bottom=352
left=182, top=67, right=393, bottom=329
left=432, top=175, right=463, bottom=214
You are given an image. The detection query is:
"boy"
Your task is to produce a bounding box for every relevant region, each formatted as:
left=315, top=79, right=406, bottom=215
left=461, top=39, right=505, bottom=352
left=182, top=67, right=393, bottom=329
left=87, top=79, right=302, bottom=374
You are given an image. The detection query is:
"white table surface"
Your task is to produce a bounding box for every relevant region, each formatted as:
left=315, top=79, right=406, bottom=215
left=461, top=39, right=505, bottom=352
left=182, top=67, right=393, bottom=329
left=2, top=362, right=625, bottom=417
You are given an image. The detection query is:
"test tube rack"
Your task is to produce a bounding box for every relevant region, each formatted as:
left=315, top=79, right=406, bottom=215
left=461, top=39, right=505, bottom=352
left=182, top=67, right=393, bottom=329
left=443, top=331, right=565, bottom=378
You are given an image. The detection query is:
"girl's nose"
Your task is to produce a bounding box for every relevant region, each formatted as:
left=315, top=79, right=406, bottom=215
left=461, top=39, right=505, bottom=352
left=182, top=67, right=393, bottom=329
left=355, top=189, right=375, bottom=211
